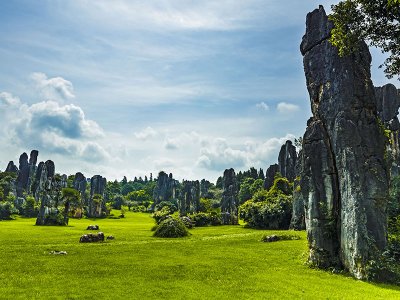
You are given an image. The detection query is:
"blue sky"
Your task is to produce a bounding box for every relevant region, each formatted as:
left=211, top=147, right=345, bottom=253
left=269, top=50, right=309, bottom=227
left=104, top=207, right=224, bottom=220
left=0, top=0, right=398, bottom=182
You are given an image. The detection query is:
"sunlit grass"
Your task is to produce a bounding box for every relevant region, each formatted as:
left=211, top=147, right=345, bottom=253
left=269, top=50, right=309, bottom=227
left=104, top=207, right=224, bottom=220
left=0, top=211, right=399, bottom=299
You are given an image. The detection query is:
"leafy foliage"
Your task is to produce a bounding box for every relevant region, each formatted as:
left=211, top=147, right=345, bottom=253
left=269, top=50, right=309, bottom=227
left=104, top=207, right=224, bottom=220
left=239, top=177, right=293, bottom=229
left=21, top=196, right=38, bottom=217
left=0, top=201, right=18, bottom=220
left=153, top=217, right=189, bottom=238
left=152, top=206, right=173, bottom=224
left=191, top=212, right=222, bottom=227
left=329, top=0, right=400, bottom=79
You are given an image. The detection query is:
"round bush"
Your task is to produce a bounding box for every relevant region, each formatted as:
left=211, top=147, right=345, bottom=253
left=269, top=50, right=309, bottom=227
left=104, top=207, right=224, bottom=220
left=153, top=218, right=189, bottom=238
left=180, top=216, right=194, bottom=228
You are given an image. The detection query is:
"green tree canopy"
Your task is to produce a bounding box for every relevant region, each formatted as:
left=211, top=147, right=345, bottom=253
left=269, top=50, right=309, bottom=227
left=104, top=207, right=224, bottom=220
left=329, top=0, right=400, bottom=79
left=126, top=190, right=152, bottom=203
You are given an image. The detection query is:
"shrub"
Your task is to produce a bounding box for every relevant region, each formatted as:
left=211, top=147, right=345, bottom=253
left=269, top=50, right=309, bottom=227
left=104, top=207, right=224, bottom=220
left=180, top=216, right=194, bottom=228
left=209, top=212, right=223, bottom=226
left=268, top=177, right=292, bottom=196
left=239, top=193, right=292, bottom=229
left=152, top=206, right=172, bottom=224
left=131, top=205, right=147, bottom=212
left=192, top=212, right=210, bottom=227
left=261, top=234, right=301, bottom=242
left=153, top=218, right=189, bottom=238
left=0, top=201, right=19, bottom=220
left=22, top=196, right=39, bottom=217
left=154, top=201, right=178, bottom=213
left=189, top=212, right=223, bottom=227
left=199, top=198, right=213, bottom=212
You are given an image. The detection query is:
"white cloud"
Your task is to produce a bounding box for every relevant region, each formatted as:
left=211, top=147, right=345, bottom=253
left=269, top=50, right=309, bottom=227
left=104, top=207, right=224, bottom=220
left=197, top=138, right=249, bottom=170
left=256, top=101, right=269, bottom=111
left=81, top=142, right=110, bottom=162
left=2, top=95, right=109, bottom=162
left=154, top=158, right=176, bottom=170
left=196, top=134, right=295, bottom=171
left=18, top=100, right=103, bottom=139
left=134, top=126, right=157, bottom=140
left=72, top=1, right=253, bottom=31
left=277, top=102, right=300, bottom=113
left=31, top=72, right=75, bottom=101
left=164, top=137, right=179, bottom=150
left=0, top=92, right=20, bottom=106
left=163, top=131, right=203, bottom=150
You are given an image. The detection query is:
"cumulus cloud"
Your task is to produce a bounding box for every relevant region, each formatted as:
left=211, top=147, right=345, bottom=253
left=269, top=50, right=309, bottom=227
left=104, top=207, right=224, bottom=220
left=134, top=126, right=157, bottom=140
left=3, top=95, right=109, bottom=162
left=0, top=92, right=20, bottom=106
left=17, top=100, right=103, bottom=139
left=197, top=134, right=295, bottom=171
left=256, top=101, right=269, bottom=111
left=197, top=138, right=248, bottom=170
left=164, top=137, right=179, bottom=150
left=163, top=131, right=203, bottom=150
left=81, top=142, right=110, bottom=162
left=277, top=102, right=300, bottom=114
left=31, top=72, right=75, bottom=101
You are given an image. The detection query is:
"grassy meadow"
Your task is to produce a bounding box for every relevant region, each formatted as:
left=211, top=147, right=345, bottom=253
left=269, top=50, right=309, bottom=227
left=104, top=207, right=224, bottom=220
left=0, top=211, right=399, bottom=299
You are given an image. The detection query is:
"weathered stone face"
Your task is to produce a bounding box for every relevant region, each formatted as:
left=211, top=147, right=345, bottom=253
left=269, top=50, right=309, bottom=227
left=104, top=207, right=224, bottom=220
left=278, top=140, right=297, bottom=181
left=200, top=179, right=212, bottom=198
left=90, top=175, right=106, bottom=197
left=290, top=150, right=305, bottom=231
left=34, top=159, right=65, bottom=226
left=300, top=6, right=389, bottom=279
left=73, top=172, right=87, bottom=199
left=153, top=171, right=177, bottom=204
left=5, top=161, right=18, bottom=173
left=264, top=164, right=279, bottom=190
left=375, top=84, right=400, bottom=177
left=16, top=152, right=29, bottom=197
left=375, top=84, right=400, bottom=130
left=220, top=168, right=239, bottom=225
left=87, top=175, right=107, bottom=218
left=27, top=150, right=39, bottom=194
left=179, top=180, right=200, bottom=215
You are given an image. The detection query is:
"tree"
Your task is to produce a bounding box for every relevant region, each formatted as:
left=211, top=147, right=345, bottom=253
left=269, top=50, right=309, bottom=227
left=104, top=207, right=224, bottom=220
left=61, top=188, right=81, bottom=223
left=329, top=0, right=400, bottom=79
left=126, top=190, right=152, bottom=204
left=238, top=178, right=255, bottom=204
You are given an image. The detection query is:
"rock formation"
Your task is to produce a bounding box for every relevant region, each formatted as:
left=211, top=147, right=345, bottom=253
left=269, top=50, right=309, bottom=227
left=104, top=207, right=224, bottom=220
left=153, top=171, right=177, bottom=204
left=179, top=180, right=200, bottom=215
left=35, top=160, right=61, bottom=225
left=16, top=152, right=29, bottom=197
left=5, top=161, right=18, bottom=173
left=375, top=84, right=400, bottom=176
left=27, top=150, right=38, bottom=190
left=300, top=6, right=389, bottom=279
left=73, top=172, right=87, bottom=196
left=290, top=150, right=305, bottom=230
left=200, top=179, right=212, bottom=198
left=87, top=175, right=107, bottom=218
left=278, top=140, right=297, bottom=181
left=264, top=164, right=279, bottom=190
left=220, top=168, right=239, bottom=225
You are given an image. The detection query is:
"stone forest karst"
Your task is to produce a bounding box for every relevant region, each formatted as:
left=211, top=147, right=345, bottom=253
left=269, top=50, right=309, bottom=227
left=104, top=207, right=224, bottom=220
left=1, top=2, right=400, bottom=299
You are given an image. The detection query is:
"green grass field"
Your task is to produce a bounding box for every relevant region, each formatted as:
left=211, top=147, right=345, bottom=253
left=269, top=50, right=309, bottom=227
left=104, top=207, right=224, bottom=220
left=0, top=212, right=399, bottom=299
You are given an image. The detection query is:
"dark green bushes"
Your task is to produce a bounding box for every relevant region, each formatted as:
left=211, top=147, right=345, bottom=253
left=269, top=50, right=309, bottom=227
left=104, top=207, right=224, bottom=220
left=192, top=212, right=222, bottom=227
left=239, top=177, right=293, bottom=229
left=0, top=201, right=18, bottom=220
left=153, top=217, right=189, bottom=238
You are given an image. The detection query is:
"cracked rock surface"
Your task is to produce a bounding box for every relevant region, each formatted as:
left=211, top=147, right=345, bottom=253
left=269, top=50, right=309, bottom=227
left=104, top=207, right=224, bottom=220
left=300, top=6, right=389, bottom=279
